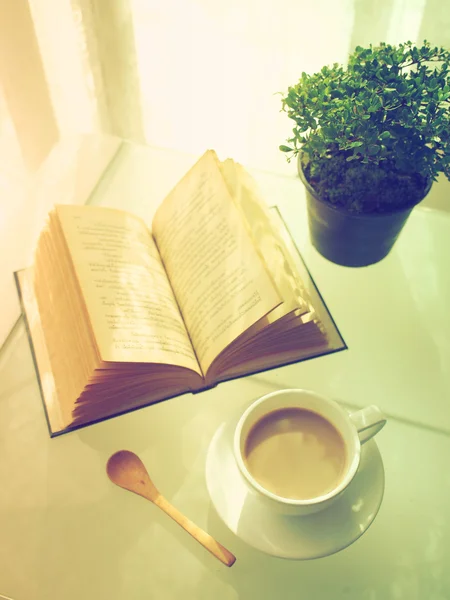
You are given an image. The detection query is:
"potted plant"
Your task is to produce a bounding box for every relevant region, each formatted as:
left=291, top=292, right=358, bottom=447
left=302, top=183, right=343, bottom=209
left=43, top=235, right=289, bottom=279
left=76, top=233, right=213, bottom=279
left=280, top=41, right=450, bottom=267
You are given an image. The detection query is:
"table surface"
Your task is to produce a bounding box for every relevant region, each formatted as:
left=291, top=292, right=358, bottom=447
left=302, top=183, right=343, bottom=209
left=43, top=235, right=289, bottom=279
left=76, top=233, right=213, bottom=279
left=1, top=140, right=449, bottom=600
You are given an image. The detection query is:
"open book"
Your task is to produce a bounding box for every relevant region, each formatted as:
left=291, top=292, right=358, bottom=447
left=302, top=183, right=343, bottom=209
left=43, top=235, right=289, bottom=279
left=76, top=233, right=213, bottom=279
left=16, top=150, right=345, bottom=436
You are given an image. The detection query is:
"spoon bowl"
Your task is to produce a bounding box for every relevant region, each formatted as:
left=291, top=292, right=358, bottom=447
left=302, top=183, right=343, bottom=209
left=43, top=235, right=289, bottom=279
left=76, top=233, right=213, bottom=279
left=107, top=450, right=160, bottom=500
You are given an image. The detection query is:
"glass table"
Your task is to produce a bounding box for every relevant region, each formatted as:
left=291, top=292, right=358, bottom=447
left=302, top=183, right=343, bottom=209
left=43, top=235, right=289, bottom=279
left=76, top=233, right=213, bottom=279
left=1, top=139, right=449, bottom=600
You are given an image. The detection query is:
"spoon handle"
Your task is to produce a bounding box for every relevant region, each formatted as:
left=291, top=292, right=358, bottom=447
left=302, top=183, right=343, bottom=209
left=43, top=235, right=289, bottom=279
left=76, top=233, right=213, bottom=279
left=156, top=496, right=236, bottom=567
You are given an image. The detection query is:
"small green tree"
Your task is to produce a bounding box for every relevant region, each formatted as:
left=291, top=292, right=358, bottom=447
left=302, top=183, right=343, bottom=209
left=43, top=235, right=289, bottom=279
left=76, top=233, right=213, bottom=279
left=280, top=41, right=450, bottom=213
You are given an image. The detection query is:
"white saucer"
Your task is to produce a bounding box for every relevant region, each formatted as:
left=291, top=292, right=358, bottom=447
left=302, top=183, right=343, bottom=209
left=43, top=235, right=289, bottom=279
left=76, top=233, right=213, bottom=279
left=205, top=412, right=385, bottom=560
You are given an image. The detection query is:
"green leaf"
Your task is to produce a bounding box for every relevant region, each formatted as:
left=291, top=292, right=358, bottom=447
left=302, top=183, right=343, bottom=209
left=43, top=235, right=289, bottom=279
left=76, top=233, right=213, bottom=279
left=279, top=145, right=294, bottom=153
left=367, top=145, right=380, bottom=156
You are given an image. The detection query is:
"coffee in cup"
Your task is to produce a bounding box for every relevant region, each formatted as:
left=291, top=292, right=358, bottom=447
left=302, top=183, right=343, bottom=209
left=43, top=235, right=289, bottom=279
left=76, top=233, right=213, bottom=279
left=243, top=407, right=347, bottom=501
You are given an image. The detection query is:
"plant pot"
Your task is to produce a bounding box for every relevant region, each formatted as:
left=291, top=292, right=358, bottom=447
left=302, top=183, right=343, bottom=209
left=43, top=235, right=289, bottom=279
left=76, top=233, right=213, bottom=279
left=297, top=156, right=431, bottom=267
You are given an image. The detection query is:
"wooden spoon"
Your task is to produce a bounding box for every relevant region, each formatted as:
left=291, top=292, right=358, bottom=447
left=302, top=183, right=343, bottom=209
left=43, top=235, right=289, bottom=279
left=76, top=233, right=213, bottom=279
left=106, top=450, right=236, bottom=567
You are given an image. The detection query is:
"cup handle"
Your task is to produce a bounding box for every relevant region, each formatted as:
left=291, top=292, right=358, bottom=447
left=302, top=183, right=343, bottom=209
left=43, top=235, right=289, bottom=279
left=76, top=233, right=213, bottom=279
left=349, top=405, right=386, bottom=444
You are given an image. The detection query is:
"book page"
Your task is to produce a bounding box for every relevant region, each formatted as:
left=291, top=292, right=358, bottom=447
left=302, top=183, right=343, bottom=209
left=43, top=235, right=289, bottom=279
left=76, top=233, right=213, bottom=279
left=152, top=151, right=281, bottom=373
left=220, top=159, right=311, bottom=324
left=55, top=205, right=201, bottom=373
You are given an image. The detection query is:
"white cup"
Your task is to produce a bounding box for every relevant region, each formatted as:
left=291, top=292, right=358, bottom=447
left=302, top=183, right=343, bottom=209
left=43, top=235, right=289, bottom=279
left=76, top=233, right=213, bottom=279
left=234, top=389, right=386, bottom=515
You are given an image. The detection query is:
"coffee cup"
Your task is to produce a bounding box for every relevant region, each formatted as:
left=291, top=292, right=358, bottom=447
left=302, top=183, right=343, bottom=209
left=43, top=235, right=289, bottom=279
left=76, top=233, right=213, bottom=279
left=234, top=389, right=386, bottom=515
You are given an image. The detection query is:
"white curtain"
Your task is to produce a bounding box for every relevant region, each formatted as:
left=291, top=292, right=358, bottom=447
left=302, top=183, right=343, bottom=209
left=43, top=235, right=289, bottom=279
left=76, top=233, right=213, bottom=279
left=0, top=0, right=449, bottom=344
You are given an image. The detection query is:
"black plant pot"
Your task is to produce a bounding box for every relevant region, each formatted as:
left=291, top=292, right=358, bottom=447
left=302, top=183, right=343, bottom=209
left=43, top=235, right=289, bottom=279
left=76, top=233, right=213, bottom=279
left=297, top=156, right=431, bottom=267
